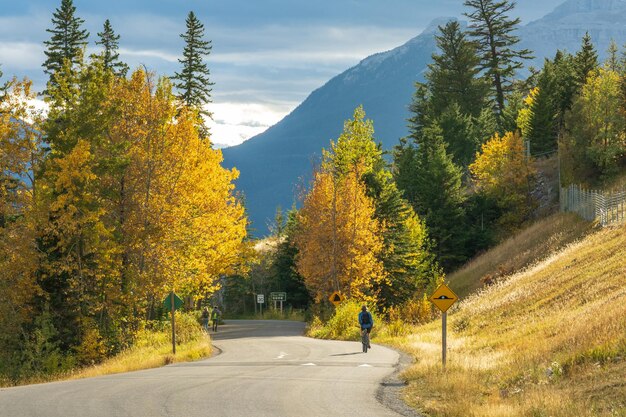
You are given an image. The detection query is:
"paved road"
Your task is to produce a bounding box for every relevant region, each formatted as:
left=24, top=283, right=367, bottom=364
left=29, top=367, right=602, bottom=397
left=0, top=320, right=403, bottom=417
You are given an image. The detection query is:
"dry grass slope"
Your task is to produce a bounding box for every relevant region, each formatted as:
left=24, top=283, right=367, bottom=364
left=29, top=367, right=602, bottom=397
left=398, top=224, right=626, bottom=417
left=448, top=213, right=592, bottom=298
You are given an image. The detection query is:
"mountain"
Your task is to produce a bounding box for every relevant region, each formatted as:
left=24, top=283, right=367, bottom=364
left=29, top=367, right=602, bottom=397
left=519, top=0, right=626, bottom=61
left=223, top=0, right=626, bottom=236
left=222, top=19, right=443, bottom=234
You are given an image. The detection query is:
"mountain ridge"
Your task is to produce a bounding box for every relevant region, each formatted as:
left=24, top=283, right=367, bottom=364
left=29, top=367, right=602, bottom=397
left=223, top=0, right=626, bottom=235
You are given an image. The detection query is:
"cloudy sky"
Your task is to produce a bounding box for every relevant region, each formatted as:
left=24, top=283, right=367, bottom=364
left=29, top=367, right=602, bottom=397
left=1, top=0, right=564, bottom=147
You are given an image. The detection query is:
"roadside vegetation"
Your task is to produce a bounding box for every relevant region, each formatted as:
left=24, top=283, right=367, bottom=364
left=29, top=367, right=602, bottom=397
left=0, top=312, right=211, bottom=388
left=2, top=2, right=626, bottom=410
left=395, top=224, right=626, bottom=417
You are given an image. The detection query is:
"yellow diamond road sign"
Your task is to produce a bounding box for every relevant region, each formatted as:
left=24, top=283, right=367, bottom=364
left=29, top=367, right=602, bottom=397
left=429, top=283, right=458, bottom=312
left=328, top=291, right=345, bottom=306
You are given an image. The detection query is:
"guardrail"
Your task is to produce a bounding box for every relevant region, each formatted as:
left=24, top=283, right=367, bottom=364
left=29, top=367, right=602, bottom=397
left=560, top=184, right=626, bottom=226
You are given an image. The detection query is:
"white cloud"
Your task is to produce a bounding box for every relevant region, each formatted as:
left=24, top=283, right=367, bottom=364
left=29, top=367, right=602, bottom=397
left=206, top=102, right=294, bottom=147
left=119, top=47, right=179, bottom=63
left=0, top=42, right=44, bottom=71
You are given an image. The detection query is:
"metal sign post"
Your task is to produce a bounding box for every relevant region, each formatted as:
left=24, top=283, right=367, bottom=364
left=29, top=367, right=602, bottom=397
left=162, top=291, right=184, bottom=354
left=171, top=292, right=176, bottom=354
left=429, top=284, right=458, bottom=369
left=442, top=312, right=447, bottom=368
left=257, top=294, right=265, bottom=317
left=270, top=292, right=287, bottom=314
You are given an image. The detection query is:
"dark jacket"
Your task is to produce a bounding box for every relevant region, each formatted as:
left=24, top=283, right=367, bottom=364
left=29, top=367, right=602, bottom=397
left=358, top=311, right=373, bottom=329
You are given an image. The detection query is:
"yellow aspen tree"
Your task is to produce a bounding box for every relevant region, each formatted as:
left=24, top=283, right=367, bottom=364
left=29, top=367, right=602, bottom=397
left=469, top=130, right=536, bottom=229
left=295, top=167, right=384, bottom=303
left=0, top=79, right=45, bottom=334
left=108, top=70, right=247, bottom=309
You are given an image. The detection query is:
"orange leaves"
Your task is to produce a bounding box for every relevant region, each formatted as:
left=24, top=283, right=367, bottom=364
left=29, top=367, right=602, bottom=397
left=295, top=168, right=384, bottom=303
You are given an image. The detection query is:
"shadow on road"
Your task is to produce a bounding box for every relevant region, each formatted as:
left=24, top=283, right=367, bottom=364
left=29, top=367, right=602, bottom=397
left=209, top=320, right=306, bottom=341
left=329, top=352, right=363, bottom=357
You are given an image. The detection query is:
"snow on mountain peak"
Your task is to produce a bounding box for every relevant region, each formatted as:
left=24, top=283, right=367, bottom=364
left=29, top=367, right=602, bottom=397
left=544, top=0, right=626, bottom=20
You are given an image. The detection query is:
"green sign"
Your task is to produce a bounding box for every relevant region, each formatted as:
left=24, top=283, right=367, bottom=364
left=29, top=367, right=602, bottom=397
left=270, top=292, right=287, bottom=302
left=163, top=292, right=184, bottom=311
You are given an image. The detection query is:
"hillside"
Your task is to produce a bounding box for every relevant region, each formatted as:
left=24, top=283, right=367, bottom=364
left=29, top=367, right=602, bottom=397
left=223, top=0, right=626, bottom=235
left=447, top=213, right=592, bottom=298
left=392, top=221, right=626, bottom=416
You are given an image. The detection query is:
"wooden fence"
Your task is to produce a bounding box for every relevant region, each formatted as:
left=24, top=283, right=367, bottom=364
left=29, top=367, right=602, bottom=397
left=560, top=184, right=626, bottom=226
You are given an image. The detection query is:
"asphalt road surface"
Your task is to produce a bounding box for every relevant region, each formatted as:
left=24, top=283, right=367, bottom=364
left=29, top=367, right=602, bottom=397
left=0, top=320, right=404, bottom=417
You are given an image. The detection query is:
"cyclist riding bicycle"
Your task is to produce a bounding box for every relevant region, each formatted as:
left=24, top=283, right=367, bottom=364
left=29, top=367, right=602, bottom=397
left=358, top=305, right=373, bottom=349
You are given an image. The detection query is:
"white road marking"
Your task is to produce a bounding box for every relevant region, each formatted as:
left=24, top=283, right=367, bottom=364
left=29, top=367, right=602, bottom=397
left=301, top=363, right=317, bottom=366
left=275, top=352, right=288, bottom=359
left=358, top=364, right=372, bottom=367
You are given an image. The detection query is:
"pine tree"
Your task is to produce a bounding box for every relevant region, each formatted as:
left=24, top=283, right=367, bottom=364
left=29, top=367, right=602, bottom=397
left=438, top=103, right=479, bottom=168
left=94, top=19, right=128, bottom=77
left=396, top=125, right=467, bottom=271
left=172, top=11, right=214, bottom=131
left=549, top=51, right=578, bottom=133
left=519, top=86, right=556, bottom=154
left=427, top=20, right=489, bottom=118
left=464, top=0, right=533, bottom=116
left=42, top=0, right=89, bottom=89
left=605, top=40, right=619, bottom=72
left=270, top=208, right=311, bottom=309
left=574, top=32, right=598, bottom=86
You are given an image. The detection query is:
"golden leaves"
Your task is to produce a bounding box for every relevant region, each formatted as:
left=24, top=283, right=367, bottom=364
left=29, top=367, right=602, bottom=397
left=295, top=168, right=384, bottom=303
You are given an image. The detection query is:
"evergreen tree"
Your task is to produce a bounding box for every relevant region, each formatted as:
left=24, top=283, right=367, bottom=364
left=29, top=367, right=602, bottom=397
left=500, top=90, right=524, bottom=134
left=523, top=86, right=556, bottom=155
left=42, top=0, right=89, bottom=89
left=410, top=21, right=490, bottom=169
left=574, top=32, right=598, bottom=86
left=396, top=125, right=467, bottom=271
left=606, top=40, right=619, bottom=72
left=438, top=103, right=479, bottom=168
left=427, top=20, right=489, bottom=118
left=94, top=19, right=128, bottom=77
left=415, top=126, right=467, bottom=270
left=464, top=0, right=533, bottom=116
left=270, top=208, right=311, bottom=309
left=172, top=11, right=214, bottom=132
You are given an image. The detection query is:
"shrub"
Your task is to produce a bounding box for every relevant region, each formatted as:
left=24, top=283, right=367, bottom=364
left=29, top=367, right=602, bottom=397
left=308, top=300, right=377, bottom=341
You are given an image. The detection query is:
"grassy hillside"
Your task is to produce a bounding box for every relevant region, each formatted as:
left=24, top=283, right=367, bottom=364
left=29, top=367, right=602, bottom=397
left=389, top=223, right=626, bottom=416
left=448, top=213, right=592, bottom=299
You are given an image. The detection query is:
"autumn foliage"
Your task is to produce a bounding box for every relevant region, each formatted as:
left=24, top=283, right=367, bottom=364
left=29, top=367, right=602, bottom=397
left=295, top=168, right=385, bottom=303
left=470, top=130, right=536, bottom=229
left=0, top=67, right=247, bottom=379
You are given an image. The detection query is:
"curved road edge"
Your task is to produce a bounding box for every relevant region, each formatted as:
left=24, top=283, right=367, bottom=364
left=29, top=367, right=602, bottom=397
left=375, top=346, right=424, bottom=417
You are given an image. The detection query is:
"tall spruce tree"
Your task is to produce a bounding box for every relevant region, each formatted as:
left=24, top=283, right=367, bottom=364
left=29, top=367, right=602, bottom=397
left=427, top=20, right=489, bottom=118
left=172, top=11, right=214, bottom=130
left=606, top=40, right=619, bottom=72
left=574, top=32, right=598, bottom=86
left=270, top=208, right=311, bottom=309
left=395, top=123, right=467, bottom=271
left=94, top=19, right=128, bottom=77
left=410, top=21, right=489, bottom=168
left=396, top=125, right=467, bottom=271
left=42, top=0, right=89, bottom=89
left=463, top=0, right=533, bottom=116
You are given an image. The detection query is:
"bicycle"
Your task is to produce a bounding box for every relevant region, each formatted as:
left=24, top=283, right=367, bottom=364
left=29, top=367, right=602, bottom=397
left=361, top=328, right=370, bottom=353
